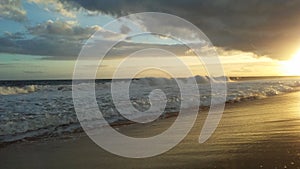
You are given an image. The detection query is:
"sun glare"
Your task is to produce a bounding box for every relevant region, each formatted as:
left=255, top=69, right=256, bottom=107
left=281, top=50, right=300, bottom=76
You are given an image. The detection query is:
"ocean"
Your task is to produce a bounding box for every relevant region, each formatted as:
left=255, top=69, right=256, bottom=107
left=1, top=76, right=300, bottom=144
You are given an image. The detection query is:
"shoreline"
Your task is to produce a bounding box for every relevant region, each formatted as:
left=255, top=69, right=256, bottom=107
left=0, top=94, right=264, bottom=148
left=0, top=91, right=296, bottom=147
left=1, top=92, right=300, bottom=168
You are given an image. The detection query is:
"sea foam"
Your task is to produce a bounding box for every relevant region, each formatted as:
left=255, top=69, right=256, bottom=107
left=0, top=85, right=38, bottom=95
left=1, top=76, right=300, bottom=144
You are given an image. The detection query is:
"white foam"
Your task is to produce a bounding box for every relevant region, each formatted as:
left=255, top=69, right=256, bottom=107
left=0, top=85, right=38, bottom=95
left=1, top=77, right=300, bottom=143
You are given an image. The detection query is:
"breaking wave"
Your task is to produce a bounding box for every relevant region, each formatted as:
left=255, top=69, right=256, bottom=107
left=0, top=85, right=39, bottom=95
left=1, top=76, right=300, bottom=144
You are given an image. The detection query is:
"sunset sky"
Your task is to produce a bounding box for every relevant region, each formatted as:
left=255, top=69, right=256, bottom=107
left=1, top=0, right=300, bottom=80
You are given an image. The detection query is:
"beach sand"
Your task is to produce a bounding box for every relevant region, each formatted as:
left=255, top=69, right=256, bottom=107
left=1, top=92, right=300, bottom=169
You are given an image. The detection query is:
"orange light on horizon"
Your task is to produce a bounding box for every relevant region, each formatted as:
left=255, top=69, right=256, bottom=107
left=281, top=50, right=300, bottom=76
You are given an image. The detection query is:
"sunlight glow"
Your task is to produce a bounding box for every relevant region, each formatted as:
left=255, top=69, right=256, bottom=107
left=281, top=50, right=300, bottom=76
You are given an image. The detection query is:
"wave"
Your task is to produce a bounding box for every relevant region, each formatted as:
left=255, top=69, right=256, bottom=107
left=0, top=75, right=229, bottom=96
left=131, top=75, right=230, bottom=86
left=1, top=77, right=300, bottom=145
left=0, top=85, right=39, bottom=95
left=225, top=80, right=300, bottom=104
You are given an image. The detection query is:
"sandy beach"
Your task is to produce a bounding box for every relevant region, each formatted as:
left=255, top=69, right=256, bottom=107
left=2, top=1, right=300, bottom=168
left=1, top=92, right=300, bottom=169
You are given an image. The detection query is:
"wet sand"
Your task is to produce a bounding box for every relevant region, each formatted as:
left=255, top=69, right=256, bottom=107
left=1, top=92, right=300, bottom=169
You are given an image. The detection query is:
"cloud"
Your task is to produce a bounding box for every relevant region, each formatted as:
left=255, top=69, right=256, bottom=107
left=27, top=19, right=100, bottom=38
left=104, top=41, right=190, bottom=59
left=0, top=19, right=140, bottom=59
left=120, top=24, right=131, bottom=34
left=0, top=63, right=12, bottom=67
left=62, top=0, right=300, bottom=60
left=0, top=0, right=27, bottom=22
left=0, top=19, right=251, bottom=61
left=28, top=0, right=77, bottom=18
left=0, top=35, right=80, bottom=58
left=23, top=70, right=44, bottom=74
left=0, top=20, right=104, bottom=58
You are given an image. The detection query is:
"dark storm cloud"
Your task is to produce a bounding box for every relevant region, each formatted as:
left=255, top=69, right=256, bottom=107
left=62, top=0, right=300, bottom=60
left=0, top=18, right=190, bottom=60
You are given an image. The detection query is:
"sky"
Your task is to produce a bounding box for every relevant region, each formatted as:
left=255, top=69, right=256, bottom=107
left=0, top=0, right=300, bottom=80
